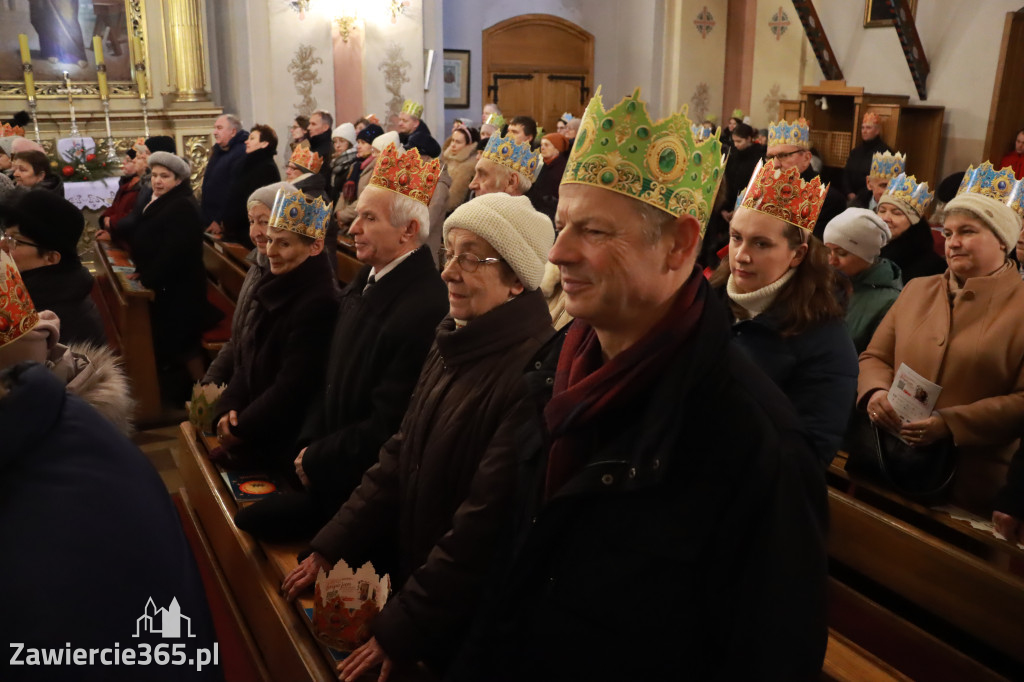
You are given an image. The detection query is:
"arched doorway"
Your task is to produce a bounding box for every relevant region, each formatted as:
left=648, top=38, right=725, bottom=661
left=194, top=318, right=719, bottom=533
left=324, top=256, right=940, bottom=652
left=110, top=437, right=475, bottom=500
left=482, top=14, right=594, bottom=133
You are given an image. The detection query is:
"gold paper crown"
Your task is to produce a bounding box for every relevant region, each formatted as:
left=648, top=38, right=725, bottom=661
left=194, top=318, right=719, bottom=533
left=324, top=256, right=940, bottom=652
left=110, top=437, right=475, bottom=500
left=869, top=151, right=906, bottom=180
left=1, top=123, right=25, bottom=137
left=561, top=86, right=726, bottom=230
left=862, top=112, right=882, bottom=127
left=740, top=159, right=829, bottom=233
left=289, top=142, right=323, bottom=174
left=480, top=132, right=542, bottom=182
left=268, top=188, right=330, bottom=240
left=401, top=100, right=424, bottom=118
left=368, top=143, right=442, bottom=206
left=882, top=173, right=934, bottom=217
left=768, top=118, right=810, bottom=150
left=955, top=162, right=1024, bottom=221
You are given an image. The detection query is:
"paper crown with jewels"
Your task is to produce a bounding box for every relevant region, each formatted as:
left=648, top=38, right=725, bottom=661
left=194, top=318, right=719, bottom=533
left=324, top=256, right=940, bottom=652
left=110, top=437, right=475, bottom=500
left=954, top=162, right=1024, bottom=220
left=368, top=142, right=442, bottom=206
left=480, top=132, right=542, bottom=182
left=768, top=118, right=810, bottom=150
left=401, top=99, right=424, bottom=118
left=881, top=173, right=934, bottom=218
left=869, top=151, right=906, bottom=180
left=289, top=142, right=323, bottom=174
left=739, top=159, right=828, bottom=233
left=559, top=112, right=574, bottom=123
left=1, top=123, right=24, bottom=137
left=484, top=113, right=505, bottom=128
left=862, top=111, right=882, bottom=127
left=561, top=86, right=726, bottom=229
left=268, top=188, right=330, bottom=240
left=0, top=250, right=39, bottom=349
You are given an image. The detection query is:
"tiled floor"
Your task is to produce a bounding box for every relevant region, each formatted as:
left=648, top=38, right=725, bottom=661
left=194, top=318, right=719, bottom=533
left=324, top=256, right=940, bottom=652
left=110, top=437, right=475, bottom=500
left=134, top=424, right=185, bottom=493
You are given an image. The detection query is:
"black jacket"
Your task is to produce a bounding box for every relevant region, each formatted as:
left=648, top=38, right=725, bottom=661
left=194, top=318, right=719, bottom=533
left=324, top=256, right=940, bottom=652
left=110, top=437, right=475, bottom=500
left=300, top=246, right=448, bottom=511
left=806, top=166, right=847, bottom=239
left=309, top=129, right=334, bottom=186
left=217, top=252, right=339, bottom=467
left=879, top=218, right=946, bottom=283
left=21, top=261, right=107, bottom=347
left=294, top=172, right=339, bottom=272
left=723, top=141, right=767, bottom=210
left=308, top=290, right=555, bottom=674
left=201, top=129, right=249, bottom=225
left=221, top=147, right=281, bottom=248
left=526, top=155, right=567, bottom=224
left=842, top=136, right=891, bottom=198
left=452, top=288, right=829, bottom=681
left=403, top=121, right=442, bottom=159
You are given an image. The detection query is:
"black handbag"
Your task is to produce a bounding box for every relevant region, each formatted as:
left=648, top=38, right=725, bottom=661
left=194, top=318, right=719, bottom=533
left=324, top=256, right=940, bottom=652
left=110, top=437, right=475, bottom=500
left=845, top=410, right=958, bottom=501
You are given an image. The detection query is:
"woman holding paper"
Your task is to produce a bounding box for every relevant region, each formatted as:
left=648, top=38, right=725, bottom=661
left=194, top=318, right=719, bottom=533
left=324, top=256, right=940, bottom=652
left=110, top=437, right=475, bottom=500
left=859, top=162, right=1024, bottom=522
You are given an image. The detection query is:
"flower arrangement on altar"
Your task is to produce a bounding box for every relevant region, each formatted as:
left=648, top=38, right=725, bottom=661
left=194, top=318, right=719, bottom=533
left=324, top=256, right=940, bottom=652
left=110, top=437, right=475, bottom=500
left=51, top=139, right=118, bottom=182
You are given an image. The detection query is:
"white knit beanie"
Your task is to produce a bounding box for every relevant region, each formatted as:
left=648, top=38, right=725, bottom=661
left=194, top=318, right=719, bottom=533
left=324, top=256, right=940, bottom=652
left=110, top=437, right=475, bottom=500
left=333, top=123, right=356, bottom=146
left=443, top=193, right=554, bottom=290
left=823, top=207, right=891, bottom=263
left=148, top=151, right=191, bottom=180
left=373, top=131, right=402, bottom=153
left=945, top=193, right=1023, bottom=252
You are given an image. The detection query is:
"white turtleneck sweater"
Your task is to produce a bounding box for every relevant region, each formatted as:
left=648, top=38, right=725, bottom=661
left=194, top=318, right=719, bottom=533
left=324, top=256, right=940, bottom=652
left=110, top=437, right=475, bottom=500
left=726, top=268, right=797, bottom=320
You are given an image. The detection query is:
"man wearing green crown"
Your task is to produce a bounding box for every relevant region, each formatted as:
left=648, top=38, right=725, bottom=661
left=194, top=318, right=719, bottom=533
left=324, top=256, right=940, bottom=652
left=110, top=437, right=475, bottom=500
left=398, top=99, right=442, bottom=159
left=451, top=88, right=828, bottom=681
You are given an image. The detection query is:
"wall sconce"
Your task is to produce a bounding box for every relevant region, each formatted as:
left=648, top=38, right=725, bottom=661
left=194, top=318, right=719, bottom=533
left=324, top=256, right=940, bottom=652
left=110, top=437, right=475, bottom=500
left=815, top=96, right=829, bottom=111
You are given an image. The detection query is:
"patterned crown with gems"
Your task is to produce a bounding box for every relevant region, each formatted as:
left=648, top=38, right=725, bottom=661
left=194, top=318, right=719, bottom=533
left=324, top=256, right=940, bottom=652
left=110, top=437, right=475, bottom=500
left=883, top=173, right=934, bottom=217
left=561, top=86, right=726, bottom=227
left=368, top=142, right=442, bottom=206
left=1, top=123, right=25, bottom=137
left=401, top=99, right=424, bottom=118
left=739, top=159, right=828, bottom=233
left=268, top=188, right=330, bottom=240
left=289, top=142, right=323, bottom=174
left=481, top=132, right=542, bottom=182
left=869, top=151, right=906, bottom=180
left=956, top=162, right=1024, bottom=220
left=485, top=113, right=505, bottom=128
left=0, top=250, right=39, bottom=349
left=768, top=118, right=811, bottom=150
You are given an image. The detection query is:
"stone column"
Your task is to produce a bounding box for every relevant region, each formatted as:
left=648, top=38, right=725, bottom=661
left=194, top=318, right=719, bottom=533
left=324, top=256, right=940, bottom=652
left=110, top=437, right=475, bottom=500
left=163, top=0, right=210, bottom=102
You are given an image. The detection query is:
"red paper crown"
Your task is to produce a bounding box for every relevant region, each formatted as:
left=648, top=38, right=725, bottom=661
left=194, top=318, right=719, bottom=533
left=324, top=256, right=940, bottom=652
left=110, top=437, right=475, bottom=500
left=368, top=143, right=442, bottom=206
left=0, top=250, right=40, bottom=349
left=740, top=159, right=828, bottom=233
left=289, top=142, right=323, bottom=174
left=862, top=111, right=881, bottom=127
left=0, top=123, right=25, bottom=138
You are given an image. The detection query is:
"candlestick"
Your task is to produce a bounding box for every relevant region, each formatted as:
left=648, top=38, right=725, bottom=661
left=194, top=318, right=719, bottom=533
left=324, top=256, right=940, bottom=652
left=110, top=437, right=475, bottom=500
left=28, top=99, right=40, bottom=143
left=102, top=100, right=118, bottom=164
left=93, top=35, right=109, bottom=100
left=18, top=34, right=35, bottom=100
left=141, top=96, right=150, bottom=137
left=62, top=70, right=81, bottom=137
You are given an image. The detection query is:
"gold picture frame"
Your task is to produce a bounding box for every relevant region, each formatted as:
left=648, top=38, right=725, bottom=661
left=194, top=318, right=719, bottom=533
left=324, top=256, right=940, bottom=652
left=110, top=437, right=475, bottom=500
left=864, top=0, right=918, bottom=29
left=1, top=0, right=150, bottom=99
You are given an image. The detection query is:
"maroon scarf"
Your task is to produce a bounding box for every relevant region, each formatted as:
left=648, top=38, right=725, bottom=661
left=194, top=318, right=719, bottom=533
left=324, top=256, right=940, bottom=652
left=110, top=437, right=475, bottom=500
left=543, top=269, right=707, bottom=498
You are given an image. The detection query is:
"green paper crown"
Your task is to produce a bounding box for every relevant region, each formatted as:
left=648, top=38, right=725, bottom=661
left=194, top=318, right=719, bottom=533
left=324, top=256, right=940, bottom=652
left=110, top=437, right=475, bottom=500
left=561, top=86, right=726, bottom=230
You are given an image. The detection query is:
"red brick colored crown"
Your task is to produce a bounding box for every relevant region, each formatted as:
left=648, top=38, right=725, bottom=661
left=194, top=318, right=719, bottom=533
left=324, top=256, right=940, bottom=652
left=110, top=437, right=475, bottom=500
left=740, top=159, right=828, bottom=233
left=368, top=143, right=442, bottom=206
left=289, top=142, right=323, bottom=174
left=0, top=250, right=39, bottom=348
left=0, top=123, right=25, bottom=137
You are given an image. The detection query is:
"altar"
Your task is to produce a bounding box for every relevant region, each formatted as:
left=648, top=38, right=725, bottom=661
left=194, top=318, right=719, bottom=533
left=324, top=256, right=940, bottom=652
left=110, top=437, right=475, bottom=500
left=64, top=176, right=119, bottom=211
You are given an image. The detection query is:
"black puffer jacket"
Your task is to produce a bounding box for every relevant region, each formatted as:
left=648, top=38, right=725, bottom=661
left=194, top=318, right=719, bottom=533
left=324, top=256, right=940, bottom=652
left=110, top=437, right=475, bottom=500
left=21, top=262, right=107, bottom=347
left=307, top=289, right=554, bottom=674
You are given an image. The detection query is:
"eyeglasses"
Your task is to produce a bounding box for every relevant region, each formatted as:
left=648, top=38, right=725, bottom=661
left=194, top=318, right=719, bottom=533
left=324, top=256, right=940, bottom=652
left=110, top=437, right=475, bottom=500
left=442, top=249, right=504, bottom=272
left=0, top=231, right=38, bottom=250
left=765, top=149, right=802, bottom=161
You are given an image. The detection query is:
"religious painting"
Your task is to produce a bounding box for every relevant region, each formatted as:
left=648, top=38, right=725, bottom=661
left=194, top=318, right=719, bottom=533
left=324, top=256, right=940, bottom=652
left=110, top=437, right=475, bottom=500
left=0, top=0, right=149, bottom=98
left=864, top=0, right=918, bottom=28
left=443, top=49, right=470, bottom=109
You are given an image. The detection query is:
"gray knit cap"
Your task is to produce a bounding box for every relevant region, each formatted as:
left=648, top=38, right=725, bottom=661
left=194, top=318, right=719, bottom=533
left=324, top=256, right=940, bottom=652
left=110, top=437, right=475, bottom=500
left=148, top=151, right=191, bottom=180
left=248, top=181, right=298, bottom=209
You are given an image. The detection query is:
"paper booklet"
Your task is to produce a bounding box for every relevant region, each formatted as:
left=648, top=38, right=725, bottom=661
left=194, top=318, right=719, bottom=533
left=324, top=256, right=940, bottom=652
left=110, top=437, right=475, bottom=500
left=887, top=363, right=942, bottom=424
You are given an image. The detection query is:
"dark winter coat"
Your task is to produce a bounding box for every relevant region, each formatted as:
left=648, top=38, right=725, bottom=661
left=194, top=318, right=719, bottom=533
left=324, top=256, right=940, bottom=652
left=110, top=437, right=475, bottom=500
left=21, top=261, right=107, bottom=347
left=101, top=175, right=141, bottom=231
left=846, top=258, right=902, bottom=352
left=221, top=147, right=281, bottom=248
left=842, top=136, right=891, bottom=197
left=37, top=171, right=65, bottom=197
left=451, top=288, right=828, bottom=682
left=201, top=129, right=249, bottom=225
left=723, top=141, right=767, bottom=210
left=308, top=290, right=555, bottom=674
left=806, top=166, right=847, bottom=240
left=0, top=363, right=220, bottom=681
left=300, top=245, right=448, bottom=512
left=527, top=154, right=567, bottom=224
left=879, top=218, right=946, bottom=283
left=403, top=120, right=442, bottom=159
left=727, top=303, right=859, bottom=465
left=308, top=129, right=334, bottom=186
left=202, top=248, right=270, bottom=386
left=216, top=252, right=339, bottom=467
left=131, top=181, right=215, bottom=360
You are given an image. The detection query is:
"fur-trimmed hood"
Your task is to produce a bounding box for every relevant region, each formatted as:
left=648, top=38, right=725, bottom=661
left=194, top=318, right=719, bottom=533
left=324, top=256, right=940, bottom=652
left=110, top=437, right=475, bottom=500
left=47, top=343, right=135, bottom=436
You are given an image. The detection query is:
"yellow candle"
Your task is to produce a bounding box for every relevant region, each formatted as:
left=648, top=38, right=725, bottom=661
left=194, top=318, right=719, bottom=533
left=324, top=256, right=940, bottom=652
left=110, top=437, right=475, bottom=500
left=132, top=36, right=147, bottom=98
left=18, top=34, right=34, bottom=99
left=93, top=35, right=108, bottom=100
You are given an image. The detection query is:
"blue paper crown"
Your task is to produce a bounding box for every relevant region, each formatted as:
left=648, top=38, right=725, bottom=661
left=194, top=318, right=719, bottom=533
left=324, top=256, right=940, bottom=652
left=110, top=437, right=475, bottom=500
left=768, top=118, right=810, bottom=150
left=870, top=151, right=906, bottom=180
left=268, top=188, right=330, bottom=240
left=883, top=173, right=933, bottom=217
left=956, top=162, right=1024, bottom=220
left=481, top=132, right=542, bottom=182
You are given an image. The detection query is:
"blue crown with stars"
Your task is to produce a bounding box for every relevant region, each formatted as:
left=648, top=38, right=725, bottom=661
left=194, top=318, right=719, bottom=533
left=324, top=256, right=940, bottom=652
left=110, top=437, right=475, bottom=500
left=768, top=118, right=810, bottom=150
left=268, top=188, right=330, bottom=240
left=481, top=132, right=543, bottom=182
left=869, top=151, right=906, bottom=180
left=883, top=173, right=933, bottom=217
left=956, top=162, right=1024, bottom=220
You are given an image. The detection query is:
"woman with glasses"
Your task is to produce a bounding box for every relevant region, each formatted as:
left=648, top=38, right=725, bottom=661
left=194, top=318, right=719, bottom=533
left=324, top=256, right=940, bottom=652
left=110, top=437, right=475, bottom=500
left=282, top=192, right=555, bottom=680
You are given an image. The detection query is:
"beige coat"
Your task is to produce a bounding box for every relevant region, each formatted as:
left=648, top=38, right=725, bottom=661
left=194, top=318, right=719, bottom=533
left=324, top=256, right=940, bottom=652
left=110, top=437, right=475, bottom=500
left=442, top=142, right=479, bottom=213
left=858, top=266, right=1024, bottom=511
left=540, top=261, right=573, bottom=330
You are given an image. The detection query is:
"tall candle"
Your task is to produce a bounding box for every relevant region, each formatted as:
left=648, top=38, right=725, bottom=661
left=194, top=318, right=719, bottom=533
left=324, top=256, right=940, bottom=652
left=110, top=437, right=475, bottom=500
left=93, top=35, right=108, bottom=100
left=132, top=36, right=147, bottom=98
left=18, top=34, right=34, bottom=99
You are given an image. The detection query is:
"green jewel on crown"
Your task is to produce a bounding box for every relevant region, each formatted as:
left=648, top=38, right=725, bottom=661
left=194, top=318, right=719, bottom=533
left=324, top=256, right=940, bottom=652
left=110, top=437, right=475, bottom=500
left=561, top=86, right=726, bottom=230
left=268, top=188, right=331, bottom=240
left=957, top=162, right=1024, bottom=220
left=883, top=173, right=934, bottom=217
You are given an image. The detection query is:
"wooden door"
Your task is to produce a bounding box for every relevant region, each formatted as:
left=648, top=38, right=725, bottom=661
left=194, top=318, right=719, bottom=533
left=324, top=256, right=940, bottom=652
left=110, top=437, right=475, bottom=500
left=483, top=14, right=594, bottom=133
left=984, top=10, right=1024, bottom=166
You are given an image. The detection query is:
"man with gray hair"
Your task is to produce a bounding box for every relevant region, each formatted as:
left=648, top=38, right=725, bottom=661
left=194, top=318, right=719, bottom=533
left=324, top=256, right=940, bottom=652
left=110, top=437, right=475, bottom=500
left=203, top=113, right=249, bottom=235
left=468, top=132, right=541, bottom=198
left=307, top=109, right=335, bottom=185
left=234, top=146, right=448, bottom=541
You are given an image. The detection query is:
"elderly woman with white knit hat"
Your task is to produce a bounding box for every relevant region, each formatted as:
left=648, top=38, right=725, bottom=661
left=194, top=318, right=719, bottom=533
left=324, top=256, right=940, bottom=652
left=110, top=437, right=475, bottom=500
left=859, top=162, right=1024, bottom=532
left=282, top=191, right=555, bottom=680
left=824, top=207, right=902, bottom=352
